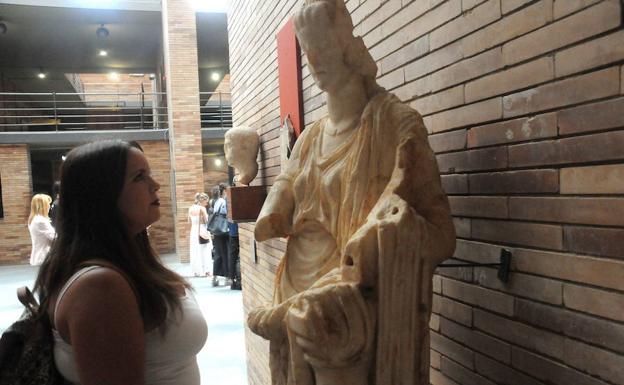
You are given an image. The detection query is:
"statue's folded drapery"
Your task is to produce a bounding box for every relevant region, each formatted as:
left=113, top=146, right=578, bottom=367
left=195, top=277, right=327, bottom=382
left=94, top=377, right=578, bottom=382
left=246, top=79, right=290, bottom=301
left=251, top=90, right=455, bottom=385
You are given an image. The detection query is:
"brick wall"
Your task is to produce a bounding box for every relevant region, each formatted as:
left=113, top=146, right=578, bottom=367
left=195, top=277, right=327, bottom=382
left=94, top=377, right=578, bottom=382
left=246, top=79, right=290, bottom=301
left=0, top=75, right=41, bottom=131
left=203, top=154, right=229, bottom=192
left=78, top=73, right=154, bottom=103
left=0, top=145, right=32, bottom=264
left=140, top=140, right=176, bottom=255
left=162, top=0, right=206, bottom=263
left=228, top=1, right=624, bottom=384
left=0, top=141, right=175, bottom=264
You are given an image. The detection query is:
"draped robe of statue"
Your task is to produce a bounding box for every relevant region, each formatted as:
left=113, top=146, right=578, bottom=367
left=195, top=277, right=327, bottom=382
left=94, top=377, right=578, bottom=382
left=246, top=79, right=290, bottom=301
left=251, top=90, right=455, bottom=385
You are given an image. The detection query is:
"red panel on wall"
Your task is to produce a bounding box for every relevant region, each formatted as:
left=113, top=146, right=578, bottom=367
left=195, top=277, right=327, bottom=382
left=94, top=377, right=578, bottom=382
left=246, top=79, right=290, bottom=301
left=277, top=18, right=303, bottom=137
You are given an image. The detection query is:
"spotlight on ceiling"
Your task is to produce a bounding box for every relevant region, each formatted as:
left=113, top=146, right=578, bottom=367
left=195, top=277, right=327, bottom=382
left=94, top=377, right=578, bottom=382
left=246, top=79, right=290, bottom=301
left=37, top=68, right=46, bottom=79
left=0, top=22, right=7, bottom=35
left=98, top=50, right=108, bottom=56
left=96, top=24, right=109, bottom=38
left=210, top=72, right=220, bottom=82
left=109, top=72, right=119, bottom=81
left=214, top=158, right=222, bottom=167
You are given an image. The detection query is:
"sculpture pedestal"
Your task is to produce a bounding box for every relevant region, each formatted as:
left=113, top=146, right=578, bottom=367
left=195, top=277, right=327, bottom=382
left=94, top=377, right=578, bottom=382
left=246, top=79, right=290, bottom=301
left=226, top=186, right=267, bottom=222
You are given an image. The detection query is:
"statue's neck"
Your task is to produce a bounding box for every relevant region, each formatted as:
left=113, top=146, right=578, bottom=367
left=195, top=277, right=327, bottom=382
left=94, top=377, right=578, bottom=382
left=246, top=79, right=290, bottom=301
left=326, top=76, right=368, bottom=135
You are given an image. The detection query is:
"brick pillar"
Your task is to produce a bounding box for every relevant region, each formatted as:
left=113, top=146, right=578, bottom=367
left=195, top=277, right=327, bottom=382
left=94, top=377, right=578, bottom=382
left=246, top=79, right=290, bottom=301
left=162, top=0, right=204, bottom=262
left=0, top=145, right=32, bottom=264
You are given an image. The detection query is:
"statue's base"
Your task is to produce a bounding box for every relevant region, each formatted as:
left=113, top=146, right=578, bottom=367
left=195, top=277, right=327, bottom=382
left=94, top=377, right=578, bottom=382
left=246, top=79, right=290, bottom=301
left=226, top=185, right=267, bottom=222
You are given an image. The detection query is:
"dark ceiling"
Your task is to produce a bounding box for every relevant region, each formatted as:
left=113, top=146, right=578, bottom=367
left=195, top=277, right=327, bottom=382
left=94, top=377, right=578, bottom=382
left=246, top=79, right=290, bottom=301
left=0, top=4, right=229, bottom=92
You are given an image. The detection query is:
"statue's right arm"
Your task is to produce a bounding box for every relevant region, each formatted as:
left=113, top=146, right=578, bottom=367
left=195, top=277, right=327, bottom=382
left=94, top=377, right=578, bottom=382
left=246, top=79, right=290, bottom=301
left=254, top=130, right=307, bottom=241
left=254, top=175, right=295, bottom=241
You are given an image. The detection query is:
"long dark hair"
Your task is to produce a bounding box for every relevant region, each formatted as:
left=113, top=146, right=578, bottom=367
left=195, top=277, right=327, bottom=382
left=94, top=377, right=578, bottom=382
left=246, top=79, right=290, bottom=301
left=34, top=140, right=189, bottom=331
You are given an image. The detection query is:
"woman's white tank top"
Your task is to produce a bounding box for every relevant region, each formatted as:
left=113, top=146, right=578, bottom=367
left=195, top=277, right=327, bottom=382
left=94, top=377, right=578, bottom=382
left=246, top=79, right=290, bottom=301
left=52, top=266, right=208, bottom=385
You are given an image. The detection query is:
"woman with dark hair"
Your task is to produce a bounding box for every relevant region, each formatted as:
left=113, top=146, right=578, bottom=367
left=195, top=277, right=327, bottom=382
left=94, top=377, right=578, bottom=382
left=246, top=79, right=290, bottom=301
left=34, top=140, right=207, bottom=385
left=209, top=184, right=229, bottom=286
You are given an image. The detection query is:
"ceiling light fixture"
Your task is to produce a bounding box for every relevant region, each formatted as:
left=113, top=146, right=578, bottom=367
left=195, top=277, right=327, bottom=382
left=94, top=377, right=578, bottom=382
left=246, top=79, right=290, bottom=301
left=98, top=50, right=108, bottom=56
left=214, top=158, right=222, bottom=167
left=210, top=72, right=220, bottom=82
left=96, top=24, right=109, bottom=38
left=37, top=67, right=46, bottom=79
left=109, top=72, right=119, bottom=81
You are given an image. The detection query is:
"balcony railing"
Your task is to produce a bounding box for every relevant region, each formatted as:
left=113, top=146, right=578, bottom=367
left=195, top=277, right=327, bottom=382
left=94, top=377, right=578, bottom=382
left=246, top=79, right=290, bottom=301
left=200, top=92, right=232, bottom=129
left=0, top=91, right=232, bottom=132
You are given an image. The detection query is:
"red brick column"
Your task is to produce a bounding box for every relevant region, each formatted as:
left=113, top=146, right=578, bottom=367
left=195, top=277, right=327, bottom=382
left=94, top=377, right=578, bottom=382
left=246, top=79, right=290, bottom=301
left=140, top=140, right=176, bottom=256
left=162, top=0, right=204, bottom=262
left=0, top=145, right=33, bottom=264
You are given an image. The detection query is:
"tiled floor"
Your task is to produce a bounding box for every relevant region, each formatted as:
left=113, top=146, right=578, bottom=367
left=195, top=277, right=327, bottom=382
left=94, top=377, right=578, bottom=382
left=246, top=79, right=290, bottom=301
left=0, top=254, right=248, bottom=385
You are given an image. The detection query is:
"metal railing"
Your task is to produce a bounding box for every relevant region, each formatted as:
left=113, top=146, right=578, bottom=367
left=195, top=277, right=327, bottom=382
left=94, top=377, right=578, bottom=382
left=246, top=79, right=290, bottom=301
left=200, top=92, right=232, bottom=129
left=0, top=91, right=232, bottom=132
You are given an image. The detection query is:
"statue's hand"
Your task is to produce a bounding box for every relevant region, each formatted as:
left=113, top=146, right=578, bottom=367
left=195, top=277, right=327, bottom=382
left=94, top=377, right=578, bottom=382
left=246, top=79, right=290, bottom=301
left=248, top=303, right=289, bottom=341
left=342, top=220, right=379, bottom=287
left=342, top=195, right=415, bottom=286
left=286, top=284, right=374, bottom=369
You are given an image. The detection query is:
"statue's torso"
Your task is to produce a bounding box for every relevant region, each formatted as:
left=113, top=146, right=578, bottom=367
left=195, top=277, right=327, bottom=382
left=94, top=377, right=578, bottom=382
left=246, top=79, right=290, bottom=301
left=280, top=113, right=396, bottom=301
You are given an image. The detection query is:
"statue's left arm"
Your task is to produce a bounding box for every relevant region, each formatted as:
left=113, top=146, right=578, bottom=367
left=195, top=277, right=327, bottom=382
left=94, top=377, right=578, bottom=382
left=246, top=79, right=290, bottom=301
left=342, top=110, right=456, bottom=287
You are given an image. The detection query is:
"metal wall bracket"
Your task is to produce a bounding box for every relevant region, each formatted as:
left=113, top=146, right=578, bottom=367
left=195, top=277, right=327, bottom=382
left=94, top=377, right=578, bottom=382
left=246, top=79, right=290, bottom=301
left=437, top=249, right=512, bottom=283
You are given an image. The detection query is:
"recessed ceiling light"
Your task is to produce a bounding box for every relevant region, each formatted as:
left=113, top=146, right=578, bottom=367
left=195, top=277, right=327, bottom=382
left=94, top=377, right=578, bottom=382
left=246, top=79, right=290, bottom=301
left=99, top=50, right=108, bottom=56
left=37, top=72, right=46, bottom=79
left=211, top=72, right=220, bottom=82
left=214, top=158, right=222, bottom=167
left=109, top=72, right=119, bottom=80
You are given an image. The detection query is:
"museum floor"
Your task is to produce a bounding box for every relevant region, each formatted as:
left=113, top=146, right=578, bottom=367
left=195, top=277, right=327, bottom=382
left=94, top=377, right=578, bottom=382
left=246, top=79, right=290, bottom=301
left=0, top=254, right=248, bottom=385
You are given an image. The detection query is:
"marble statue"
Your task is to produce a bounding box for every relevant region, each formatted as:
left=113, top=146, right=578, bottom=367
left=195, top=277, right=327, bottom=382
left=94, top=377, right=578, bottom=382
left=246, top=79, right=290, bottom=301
left=224, top=126, right=260, bottom=185
left=248, top=1, right=456, bottom=384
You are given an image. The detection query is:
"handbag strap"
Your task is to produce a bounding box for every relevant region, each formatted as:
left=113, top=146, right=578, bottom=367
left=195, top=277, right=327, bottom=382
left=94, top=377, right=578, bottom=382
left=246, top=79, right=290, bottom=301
left=17, top=286, right=39, bottom=313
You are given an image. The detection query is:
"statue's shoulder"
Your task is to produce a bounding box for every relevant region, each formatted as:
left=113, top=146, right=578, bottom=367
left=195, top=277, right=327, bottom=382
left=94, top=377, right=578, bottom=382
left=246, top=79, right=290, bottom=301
left=288, top=116, right=326, bottom=161
left=375, top=91, right=427, bottom=140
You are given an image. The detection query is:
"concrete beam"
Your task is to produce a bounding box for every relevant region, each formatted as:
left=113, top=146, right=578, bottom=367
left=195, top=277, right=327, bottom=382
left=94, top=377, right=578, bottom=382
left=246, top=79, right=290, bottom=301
left=0, top=0, right=161, bottom=12
left=0, top=129, right=168, bottom=146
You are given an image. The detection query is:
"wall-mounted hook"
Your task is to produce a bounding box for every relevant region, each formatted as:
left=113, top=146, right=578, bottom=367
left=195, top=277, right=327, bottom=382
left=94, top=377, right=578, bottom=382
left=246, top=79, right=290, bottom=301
left=437, top=248, right=512, bottom=283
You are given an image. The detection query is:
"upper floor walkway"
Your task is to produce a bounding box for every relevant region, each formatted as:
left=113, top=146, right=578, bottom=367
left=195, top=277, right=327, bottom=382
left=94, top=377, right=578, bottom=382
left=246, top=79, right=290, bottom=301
left=0, top=90, right=233, bottom=144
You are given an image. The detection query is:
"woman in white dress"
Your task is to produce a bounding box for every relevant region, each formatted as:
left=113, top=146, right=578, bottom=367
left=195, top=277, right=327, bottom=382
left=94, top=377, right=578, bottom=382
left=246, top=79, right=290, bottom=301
left=188, top=192, right=213, bottom=277
left=28, top=193, right=56, bottom=265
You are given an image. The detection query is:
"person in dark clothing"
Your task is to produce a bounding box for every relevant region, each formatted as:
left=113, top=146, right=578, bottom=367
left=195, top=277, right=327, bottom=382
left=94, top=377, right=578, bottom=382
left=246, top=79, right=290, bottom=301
left=210, top=185, right=230, bottom=286
left=49, top=181, right=61, bottom=228
left=228, top=220, right=241, bottom=290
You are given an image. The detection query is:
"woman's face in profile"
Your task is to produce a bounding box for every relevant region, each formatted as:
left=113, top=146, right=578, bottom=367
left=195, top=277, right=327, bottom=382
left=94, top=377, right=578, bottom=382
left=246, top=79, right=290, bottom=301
left=117, top=148, right=161, bottom=235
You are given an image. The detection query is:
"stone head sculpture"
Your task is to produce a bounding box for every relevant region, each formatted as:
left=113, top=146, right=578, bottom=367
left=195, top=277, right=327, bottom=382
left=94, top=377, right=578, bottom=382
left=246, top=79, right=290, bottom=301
left=224, top=126, right=260, bottom=186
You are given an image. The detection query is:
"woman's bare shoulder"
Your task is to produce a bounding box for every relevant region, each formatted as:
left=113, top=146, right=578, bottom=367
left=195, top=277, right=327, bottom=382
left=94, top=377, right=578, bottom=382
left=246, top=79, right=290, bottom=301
left=55, top=266, right=141, bottom=342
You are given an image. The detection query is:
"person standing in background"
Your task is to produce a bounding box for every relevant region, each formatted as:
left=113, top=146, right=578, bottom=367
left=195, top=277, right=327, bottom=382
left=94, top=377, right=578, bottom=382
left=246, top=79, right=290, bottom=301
left=188, top=192, right=212, bottom=277
left=228, top=219, right=241, bottom=290
left=28, top=193, right=56, bottom=265
left=49, top=181, right=60, bottom=228
left=210, top=185, right=230, bottom=286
